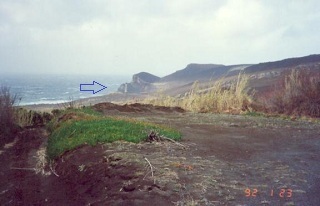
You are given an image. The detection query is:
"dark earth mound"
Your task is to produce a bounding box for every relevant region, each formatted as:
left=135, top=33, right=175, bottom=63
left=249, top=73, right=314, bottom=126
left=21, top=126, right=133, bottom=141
left=93, top=102, right=185, bottom=114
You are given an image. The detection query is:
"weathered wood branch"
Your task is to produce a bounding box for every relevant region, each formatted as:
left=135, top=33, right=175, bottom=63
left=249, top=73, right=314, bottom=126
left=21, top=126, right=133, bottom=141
left=144, top=157, right=155, bottom=184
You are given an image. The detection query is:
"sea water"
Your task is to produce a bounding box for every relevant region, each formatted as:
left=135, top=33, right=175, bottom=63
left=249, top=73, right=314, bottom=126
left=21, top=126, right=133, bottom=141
left=0, top=73, right=130, bottom=106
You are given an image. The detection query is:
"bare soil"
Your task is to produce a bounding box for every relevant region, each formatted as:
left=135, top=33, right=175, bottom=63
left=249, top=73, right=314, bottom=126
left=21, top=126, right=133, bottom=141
left=1, top=103, right=320, bottom=205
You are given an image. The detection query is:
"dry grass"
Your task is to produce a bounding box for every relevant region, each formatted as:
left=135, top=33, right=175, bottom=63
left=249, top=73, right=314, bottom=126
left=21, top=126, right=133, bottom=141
left=143, top=89, right=179, bottom=108
left=58, top=96, right=83, bottom=110
left=35, top=147, right=51, bottom=176
left=14, top=108, right=53, bottom=127
left=14, top=108, right=35, bottom=127
left=144, top=73, right=251, bottom=114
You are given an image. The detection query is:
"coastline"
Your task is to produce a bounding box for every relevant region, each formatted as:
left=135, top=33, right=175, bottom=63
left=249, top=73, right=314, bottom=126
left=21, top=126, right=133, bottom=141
left=19, top=92, right=148, bottom=112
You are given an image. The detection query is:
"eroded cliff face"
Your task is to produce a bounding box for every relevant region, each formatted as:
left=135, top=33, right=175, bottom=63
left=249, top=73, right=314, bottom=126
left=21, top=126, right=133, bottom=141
left=118, top=72, right=160, bottom=94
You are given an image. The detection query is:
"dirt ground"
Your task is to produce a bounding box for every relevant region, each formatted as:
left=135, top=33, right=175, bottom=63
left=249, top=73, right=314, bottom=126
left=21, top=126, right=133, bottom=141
left=1, top=103, right=320, bottom=205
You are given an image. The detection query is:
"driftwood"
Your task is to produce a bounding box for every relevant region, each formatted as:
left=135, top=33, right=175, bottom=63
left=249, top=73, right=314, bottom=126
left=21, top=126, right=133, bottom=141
left=160, top=135, right=187, bottom=149
left=147, top=131, right=187, bottom=149
left=49, top=161, right=59, bottom=177
left=144, top=157, right=156, bottom=184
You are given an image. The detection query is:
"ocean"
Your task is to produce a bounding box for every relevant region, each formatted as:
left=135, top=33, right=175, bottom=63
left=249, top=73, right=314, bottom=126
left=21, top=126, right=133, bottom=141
left=0, top=74, right=130, bottom=106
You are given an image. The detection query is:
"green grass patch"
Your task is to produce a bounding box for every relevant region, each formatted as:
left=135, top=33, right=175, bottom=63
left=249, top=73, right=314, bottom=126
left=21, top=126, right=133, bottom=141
left=46, top=107, right=102, bottom=133
left=47, top=108, right=181, bottom=159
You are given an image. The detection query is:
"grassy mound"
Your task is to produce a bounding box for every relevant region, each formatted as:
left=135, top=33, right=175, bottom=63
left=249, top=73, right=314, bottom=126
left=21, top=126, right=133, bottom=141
left=47, top=108, right=181, bottom=159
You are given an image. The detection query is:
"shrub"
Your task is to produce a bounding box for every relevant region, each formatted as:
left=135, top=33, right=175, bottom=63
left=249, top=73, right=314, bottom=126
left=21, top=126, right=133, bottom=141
left=260, top=69, right=320, bottom=117
left=51, top=109, right=62, bottom=117
left=14, top=108, right=53, bottom=127
left=0, top=86, right=19, bottom=144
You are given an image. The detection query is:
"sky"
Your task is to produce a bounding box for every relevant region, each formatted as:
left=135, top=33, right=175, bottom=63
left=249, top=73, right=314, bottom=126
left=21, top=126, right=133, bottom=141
left=0, top=0, right=319, bottom=76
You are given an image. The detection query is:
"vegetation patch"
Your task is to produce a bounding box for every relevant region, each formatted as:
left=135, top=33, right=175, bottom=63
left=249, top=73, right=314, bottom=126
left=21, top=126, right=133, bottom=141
left=257, top=69, right=320, bottom=118
left=14, top=108, right=52, bottom=127
left=143, top=69, right=320, bottom=119
left=144, top=73, right=251, bottom=114
left=0, top=86, right=20, bottom=146
left=47, top=108, right=181, bottom=159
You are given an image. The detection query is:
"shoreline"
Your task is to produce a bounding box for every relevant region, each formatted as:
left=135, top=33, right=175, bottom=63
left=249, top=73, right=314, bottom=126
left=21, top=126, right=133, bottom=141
left=18, top=92, right=149, bottom=112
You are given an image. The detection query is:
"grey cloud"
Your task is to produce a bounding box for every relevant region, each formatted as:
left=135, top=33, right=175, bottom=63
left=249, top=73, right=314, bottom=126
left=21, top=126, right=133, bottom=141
left=0, top=0, right=319, bottom=76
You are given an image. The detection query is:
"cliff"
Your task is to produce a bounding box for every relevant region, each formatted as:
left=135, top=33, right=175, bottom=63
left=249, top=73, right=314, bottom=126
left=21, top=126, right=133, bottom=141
left=118, top=72, right=160, bottom=93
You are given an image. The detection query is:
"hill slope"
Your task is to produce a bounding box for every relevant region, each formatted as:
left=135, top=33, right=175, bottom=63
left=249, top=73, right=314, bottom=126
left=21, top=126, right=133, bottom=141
left=118, top=54, right=320, bottom=95
left=244, top=54, right=320, bottom=73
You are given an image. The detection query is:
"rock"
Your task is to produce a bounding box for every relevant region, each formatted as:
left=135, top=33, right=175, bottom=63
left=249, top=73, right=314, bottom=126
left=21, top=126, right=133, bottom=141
left=260, top=200, right=270, bottom=205
left=123, top=184, right=136, bottom=192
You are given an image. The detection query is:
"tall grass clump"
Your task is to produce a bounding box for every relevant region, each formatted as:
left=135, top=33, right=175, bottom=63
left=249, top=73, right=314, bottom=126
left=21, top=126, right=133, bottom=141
left=183, top=74, right=250, bottom=113
left=0, top=86, right=19, bottom=144
left=260, top=69, right=320, bottom=117
left=144, top=73, right=251, bottom=114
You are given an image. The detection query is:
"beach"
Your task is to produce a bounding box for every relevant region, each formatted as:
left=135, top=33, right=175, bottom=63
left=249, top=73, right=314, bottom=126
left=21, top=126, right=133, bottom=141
left=19, top=92, right=148, bottom=112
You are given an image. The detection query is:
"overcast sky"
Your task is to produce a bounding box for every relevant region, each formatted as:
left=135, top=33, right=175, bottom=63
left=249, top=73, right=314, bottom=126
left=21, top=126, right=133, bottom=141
left=1, top=0, right=319, bottom=76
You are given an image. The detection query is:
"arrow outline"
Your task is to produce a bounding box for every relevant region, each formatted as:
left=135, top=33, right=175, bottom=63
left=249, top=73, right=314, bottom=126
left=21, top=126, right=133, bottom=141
left=80, top=81, right=107, bottom=94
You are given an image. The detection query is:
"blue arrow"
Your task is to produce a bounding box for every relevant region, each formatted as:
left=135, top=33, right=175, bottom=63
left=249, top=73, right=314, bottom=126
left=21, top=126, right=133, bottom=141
left=80, top=81, right=107, bottom=94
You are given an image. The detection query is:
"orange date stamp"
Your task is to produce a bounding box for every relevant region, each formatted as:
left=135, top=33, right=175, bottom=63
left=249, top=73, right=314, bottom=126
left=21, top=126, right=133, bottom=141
left=245, top=188, right=293, bottom=198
